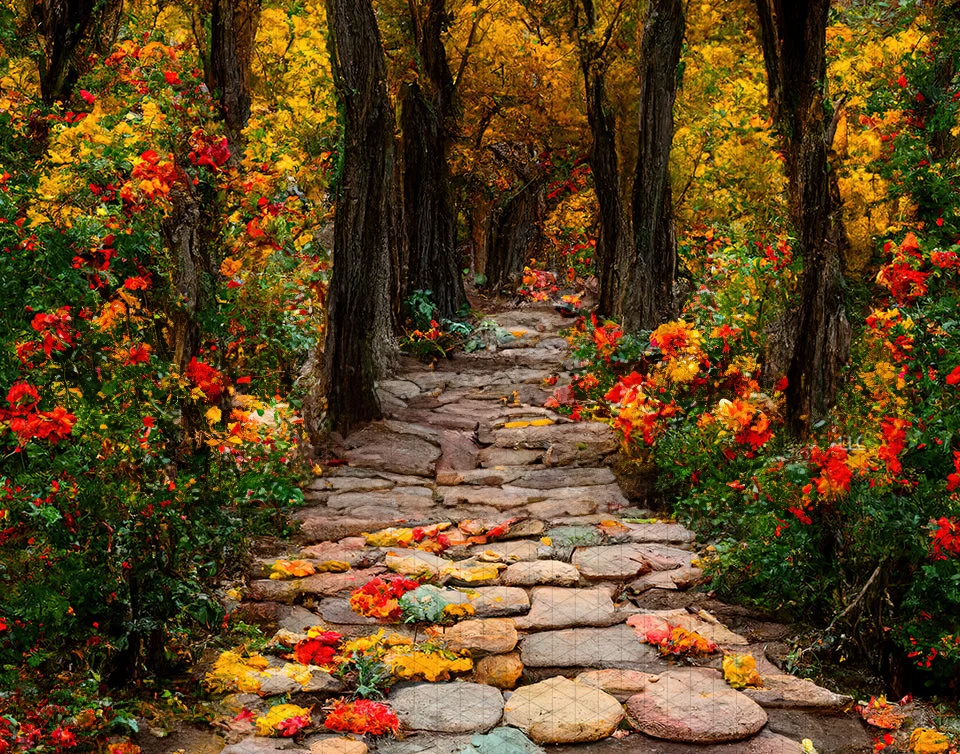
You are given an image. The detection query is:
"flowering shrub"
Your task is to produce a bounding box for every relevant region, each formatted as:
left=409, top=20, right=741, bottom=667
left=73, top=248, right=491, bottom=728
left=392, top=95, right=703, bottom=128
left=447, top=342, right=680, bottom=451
left=565, top=225, right=960, bottom=688
left=0, top=35, right=318, bottom=694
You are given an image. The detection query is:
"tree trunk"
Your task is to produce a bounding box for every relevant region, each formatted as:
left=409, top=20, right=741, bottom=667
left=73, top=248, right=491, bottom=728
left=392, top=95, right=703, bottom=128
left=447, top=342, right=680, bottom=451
left=210, top=0, right=260, bottom=140
left=622, top=0, right=684, bottom=332
left=399, top=0, right=465, bottom=319
left=571, top=0, right=627, bottom=317
left=755, top=0, right=851, bottom=436
left=31, top=0, right=121, bottom=104
left=320, top=0, right=396, bottom=435
left=484, top=175, right=546, bottom=291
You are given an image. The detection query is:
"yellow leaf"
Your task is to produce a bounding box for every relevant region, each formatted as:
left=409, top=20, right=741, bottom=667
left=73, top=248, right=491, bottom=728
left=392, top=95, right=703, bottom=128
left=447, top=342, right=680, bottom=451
left=316, top=560, right=350, bottom=573
left=387, top=650, right=472, bottom=682
left=254, top=704, right=311, bottom=737
left=722, top=653, right=763, bottom=689
left=910, top=729, right=950, bottom=754
left=270, top=559, right=315, bottom=579
left=441, top=562, right=504, bottom=583
left=529, top=418, right=554, bottom=426
left=205, top=406, right=222, bottom=424
left=503, top=420, right=529, bottom=428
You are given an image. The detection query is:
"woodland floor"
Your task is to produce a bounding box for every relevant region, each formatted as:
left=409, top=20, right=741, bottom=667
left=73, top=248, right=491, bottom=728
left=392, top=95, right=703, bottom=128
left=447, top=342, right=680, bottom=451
left=160, top=302, right=879, bottom=754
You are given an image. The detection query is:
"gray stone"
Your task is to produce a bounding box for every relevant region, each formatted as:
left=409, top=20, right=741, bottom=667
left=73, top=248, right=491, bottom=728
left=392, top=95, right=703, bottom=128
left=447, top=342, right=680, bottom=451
left=514, top=587, right=626, bottom=630
left=298, top=516, right=398, bottom=544
left=389, top=682, right=504, bottom=733
left=343, top=421, right=442, bottom=476
left=546, top=525, right=604, bottom=547
left=477, top=447, right=543, bottom=468
left=438, top=431, right=480, bottom=473
left=520, top=499, right=597, bottom=520
left=624, top=667, right=767, bottom=743
left=510, top=467, right=616, bottom=489
left=299, top=567, right=387, bottom=597
left=492, top=422, right=618, bottom=467
left=520, top=624, right=661, bottom=670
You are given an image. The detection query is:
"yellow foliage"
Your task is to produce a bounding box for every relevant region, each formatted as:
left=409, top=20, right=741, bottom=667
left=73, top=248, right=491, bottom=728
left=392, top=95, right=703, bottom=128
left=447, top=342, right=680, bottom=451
left=386, top=649, right=473, bottom=682
left=204, top=651, right=270, bottom=693
left=440, top=561, right=504, bottom=583
left=270, top=559, right=315, bottom=579
left=909, top=728, right=951, bottom=754
left=254, top=704, right=311, bottom=737
left=722, top=653, right=763, bottom=689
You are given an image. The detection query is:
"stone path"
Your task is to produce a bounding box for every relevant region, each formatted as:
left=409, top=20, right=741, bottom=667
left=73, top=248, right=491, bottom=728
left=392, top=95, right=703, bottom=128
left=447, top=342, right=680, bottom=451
left=209, top=305, right=873, bottom=754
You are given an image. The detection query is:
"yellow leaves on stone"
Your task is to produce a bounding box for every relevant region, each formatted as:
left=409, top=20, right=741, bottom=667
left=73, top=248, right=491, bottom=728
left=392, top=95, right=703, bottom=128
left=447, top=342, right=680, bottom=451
left=722, top=654, right=763, bottom=689
left=254, top=704, right=311, bottom=737
left=442, top=603, right=475, bottom=619
left=440, top=561, right=504, bottom=583
left=270, top=559, right=350, bottom=580
left=909, top=728, right=951, bottom=754
left=502, top=418, right=554, bottom=429
left=205, top=651, right=271, bottom=693
left=386, top=648, right=473, bottom=682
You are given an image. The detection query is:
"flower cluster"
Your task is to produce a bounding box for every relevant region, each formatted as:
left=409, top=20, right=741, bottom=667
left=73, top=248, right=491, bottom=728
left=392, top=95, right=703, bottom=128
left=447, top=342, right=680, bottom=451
left=349, top=576, right=421, bottom=621
left=323, top=699, right=399, bottom=737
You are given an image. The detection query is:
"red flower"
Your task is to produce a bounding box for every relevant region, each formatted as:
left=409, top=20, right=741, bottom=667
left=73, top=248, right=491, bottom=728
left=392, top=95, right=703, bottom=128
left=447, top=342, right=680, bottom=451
left=946, top=366, right=960, bottom=385
left=124, top=343, right=151, bottom=365
left=930, top=517, right=960, bottom=559
left=276, top=714, right=310, bottom=737
left=48, top=726, right=77, bottom=747
left=37, top=406, right=77, bottom=443
left=877, top=417, right=909, bottom=475
left=186, top=358, right=226, bottom=402
left=6, top=382, right=40, bottom=413
left=163, top=70, right=181, bottom=85
left=293, top=631, right=343, bottom=666
left=79, top=89, right=95, bottom=104
left=324, top=699, right=399, bottom=736
left=123, top=276, right=151, bottom=290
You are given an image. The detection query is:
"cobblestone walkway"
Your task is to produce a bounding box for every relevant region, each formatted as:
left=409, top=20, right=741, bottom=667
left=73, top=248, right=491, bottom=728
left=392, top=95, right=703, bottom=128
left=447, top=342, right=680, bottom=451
left=209, top=305, right=872, bottom=754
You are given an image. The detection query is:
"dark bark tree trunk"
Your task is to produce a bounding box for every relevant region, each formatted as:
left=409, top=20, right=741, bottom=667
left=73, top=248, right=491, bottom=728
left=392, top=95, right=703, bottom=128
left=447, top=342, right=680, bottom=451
left=400, top=0, right=466, bottom=319
left=621, top=0, right=684, bottom=332
left=484, top=173, right=546, bottom=292
left=31, top=0, right=121, bottom=104
left=209, top=0, right=261, bottom=140
left=755, top=0, right=851, bottom=436
left=570, top=0, right=627, bottom=316
left=320, top=0, right=396, bottom=435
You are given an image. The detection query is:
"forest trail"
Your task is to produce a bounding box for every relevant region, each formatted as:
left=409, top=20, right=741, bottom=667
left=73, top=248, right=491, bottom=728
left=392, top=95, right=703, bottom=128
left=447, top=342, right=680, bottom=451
left=212, top=303, right=872, bottom=754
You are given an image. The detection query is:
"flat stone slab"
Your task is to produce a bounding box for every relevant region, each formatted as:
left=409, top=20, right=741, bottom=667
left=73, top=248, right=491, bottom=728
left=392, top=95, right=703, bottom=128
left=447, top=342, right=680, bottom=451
left=342, top=421, right=441, bottom=477
left=503, top=675, right=624, bottom=744
left=312, top=476, right=394, bottom=493
left=623, top=521, right=696, bottom=544
left=467, top=540, right=540, bottom=562
left=630, top=543, right=697, bottom=571
left=629, top=610, right=749, bottom=646
left=493, top=422, right=618, bottom=466
left=463, top=586, right=531, bottom=617
left=478, top=447, right=543, bottom=467
left=520, top=624, right=661, bottom=670
left=509, top=467, right=616, bottom=489
left=502, top=560, right=580, bottom=587
left=572, top=544, right=651, bottom=580
left=624, top=667, right=767, bottom=743
left=576, top=668, right=654, bottom=701
left=428, top=618, right=518, bottom=655
left=298, top=516, right=399, bottom=544
left=514, top=587, right=626, bottom=630
left=325, top=489, right=435, bottom=511
left=389, top=681, right=504, bottom=733
left=299, top=567, right=388, bottom=597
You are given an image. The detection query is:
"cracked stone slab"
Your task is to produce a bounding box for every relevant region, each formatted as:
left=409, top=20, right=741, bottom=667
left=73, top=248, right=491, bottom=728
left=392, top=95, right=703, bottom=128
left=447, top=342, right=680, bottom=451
left=520, top=624, right=662, bottom=670
left=389, top=682, right=504, bottom=733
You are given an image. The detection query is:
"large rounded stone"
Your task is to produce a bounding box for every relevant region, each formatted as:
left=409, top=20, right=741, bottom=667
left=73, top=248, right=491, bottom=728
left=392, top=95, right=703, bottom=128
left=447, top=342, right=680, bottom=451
left=624, top=667, right=767, bottom=743
left=474, top=652, right=523, bottom=689
left=575, top=669, right=653, bottom=701
left=502, top=675, right=624, bottom=744
left=389, top=681, right=504, bottom=734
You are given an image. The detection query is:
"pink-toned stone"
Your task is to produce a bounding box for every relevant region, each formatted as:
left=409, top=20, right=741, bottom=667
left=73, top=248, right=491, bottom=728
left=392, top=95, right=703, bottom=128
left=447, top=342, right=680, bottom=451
left=624, top=667, right=767, bottom=743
